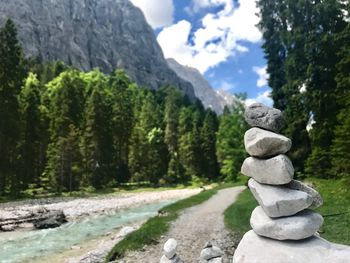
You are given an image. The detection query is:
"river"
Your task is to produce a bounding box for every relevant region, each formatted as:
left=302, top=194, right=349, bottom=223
left=0, top=199, right=175, bottom=263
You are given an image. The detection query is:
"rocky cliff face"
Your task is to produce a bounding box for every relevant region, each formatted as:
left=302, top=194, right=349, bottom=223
left=0, top=0, right=195, bottom=99
left=167, top=58, right=237, bottom=114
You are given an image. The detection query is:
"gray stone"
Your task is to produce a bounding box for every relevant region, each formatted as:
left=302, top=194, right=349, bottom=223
left=248, top=179, right=313, bottom=217
left=208, top=258, right=222, bottom=263
left=250, top=206, right=324, bottom=240
left=167, top=58, right=238, bottom=114
left=244, top=128, right=291, bottom=157
left=244, top=103, right=283, bottom=132
left=233, top=230, right=350, bottom=263
left=0, top=0, right=196, bottom=100
left=163, top=238, right=177, bottom=259
left=160, top=254, right=183, bottom=263
left=241, top=155, right=294, bottom=185
left=200, top=245, right=224, bottom=261
left=33, top=210, right=67, bottom=229
left=287, top=180, right=323, bottom=209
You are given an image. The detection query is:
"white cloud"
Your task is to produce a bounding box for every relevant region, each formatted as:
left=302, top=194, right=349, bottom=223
left=129, top=0, right=174, bottom=29
left=218, top=80, right=236, bottom=91
left=253, top=65, right=269, bottom=87
left=245, top=90, right=273, bottom=107
left=157, top=0, right=262, bottom=73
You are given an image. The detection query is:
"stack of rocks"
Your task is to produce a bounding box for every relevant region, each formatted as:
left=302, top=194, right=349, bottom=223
left=233, top=103, right=350, bottom=263
left=160, top=239, right=183, bottom=263
left=199, top=241, right=224, bottom=263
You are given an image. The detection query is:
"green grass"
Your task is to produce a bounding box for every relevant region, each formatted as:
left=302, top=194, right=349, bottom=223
left=223, top=178, right=350, bottom=245
left=105, top=179, right=247, bottom=262
left=310, top=178, right=350, bottom=245
left=224, top=188, right=257, bottom=237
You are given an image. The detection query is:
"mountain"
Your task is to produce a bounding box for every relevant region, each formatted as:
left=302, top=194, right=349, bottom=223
left=0, top=0, right=195, bottom=100
left=167, top=58, right=237, bottom=114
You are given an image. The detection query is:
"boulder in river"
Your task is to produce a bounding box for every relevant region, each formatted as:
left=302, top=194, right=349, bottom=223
left=33, top=210, right=67, bottom=229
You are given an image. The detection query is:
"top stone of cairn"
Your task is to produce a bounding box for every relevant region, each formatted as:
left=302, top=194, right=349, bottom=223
left=245, top=103, right=283, bottom=132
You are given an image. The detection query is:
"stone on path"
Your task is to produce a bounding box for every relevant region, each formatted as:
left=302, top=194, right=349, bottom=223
left=244, top=128, right=291, bottom=157
left=241, top=155, right=294, bottom=185
left=244, top=103, right=284, bottom=132
left=248, top=179, right=313, bottom=217
left=233, top=230, right=350, bottom=263
left=163, top=238, right=177, bottom=259
left=199, top=241, right=223, bottom=261
left=250, top=206, right=324, bottom=240
left=287, top=180, right=323, bottom=209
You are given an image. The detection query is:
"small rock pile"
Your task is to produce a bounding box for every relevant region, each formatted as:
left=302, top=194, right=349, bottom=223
left=199, top=241, right=224, bottom=263
left=160, top=239, right=183, bottom=263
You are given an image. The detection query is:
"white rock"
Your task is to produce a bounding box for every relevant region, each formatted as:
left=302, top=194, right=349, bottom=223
left=250, top=206, right=324, bottom=240
left=287, top=180, right=323, bottom=209
left=244, top=128, right=291, bottom=157
left=200, top=245, right=224, bottom=260
left=164, top=238, right=177, bottom=259
left=117, top=226, right=135, bottom=237
left=248, top=179, right=313, bottom=217
left=241, top=155, right=294, bottom=185
left=233, top=230, right=350, bottom=263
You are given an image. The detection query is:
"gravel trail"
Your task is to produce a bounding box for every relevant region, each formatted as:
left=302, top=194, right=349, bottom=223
left=120, top=186, right=246, bottom=263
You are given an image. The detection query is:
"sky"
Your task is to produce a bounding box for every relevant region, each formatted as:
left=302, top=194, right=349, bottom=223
left=129, top=0, right=273, bottom=106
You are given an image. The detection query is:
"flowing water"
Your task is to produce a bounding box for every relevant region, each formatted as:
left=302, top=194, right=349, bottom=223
left=0, top=199, right=175, bottom=263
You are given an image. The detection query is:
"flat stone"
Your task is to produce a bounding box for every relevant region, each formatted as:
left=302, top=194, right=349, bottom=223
left=200, top=245, right=224, bottom=260
left=287, top=180, right=323, bottom=209
left=164, top=238, right=177, bottom=259
left=250, top=206, right=324, bottom=240
left=248, top=179, right=313, bottom=217
left=241, top=155, right=294, bottom=185
left=244, top=128, right=291, bottom=157
left=233, top=230, right=350, bottom=263
left=244, top=103, right=283, bottom=132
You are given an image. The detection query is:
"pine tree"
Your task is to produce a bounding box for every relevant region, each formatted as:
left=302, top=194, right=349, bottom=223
left=129, top=92, right=166, bottom=184
left=80, top=71, right=113, bottom=189
left=109, top=70, right=134, bottom=183
left=44, top=70, right=86, bottom=192
left=0, top=19, right=26, bottom=195
left=18, top=73, right=46, bottom=190
left=200, top=109, right=220, bottom=180
left=331, top=22, right=350, bottom=178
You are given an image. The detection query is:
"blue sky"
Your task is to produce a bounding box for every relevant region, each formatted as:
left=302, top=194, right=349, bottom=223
left=130, top=0, right=272, bottom=106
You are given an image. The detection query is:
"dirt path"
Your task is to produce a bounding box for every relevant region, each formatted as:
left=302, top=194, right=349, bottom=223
left=120, top=186, right=246, bottom=263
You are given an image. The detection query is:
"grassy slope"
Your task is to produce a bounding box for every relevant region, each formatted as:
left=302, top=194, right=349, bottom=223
left=224, top=178, right=350, bottom=245
left=105, top=179, right=247, bottom=262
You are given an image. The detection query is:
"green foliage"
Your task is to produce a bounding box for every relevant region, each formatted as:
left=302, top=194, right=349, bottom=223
left=0, top=21, right=248, bottom=198
left=0, top=19, right=27, bottom=195
left=216, top=102, right=247, bottom=181
left=224, top=188, right=257, bottom=237
left=257, top=0, right=349, bottom=177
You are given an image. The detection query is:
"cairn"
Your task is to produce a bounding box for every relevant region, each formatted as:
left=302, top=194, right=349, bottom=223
left=199, top=241, right=224, bottom=263
left=232, top=103, right=350, bottom=263
left=160, top=239, right=183, bottom=263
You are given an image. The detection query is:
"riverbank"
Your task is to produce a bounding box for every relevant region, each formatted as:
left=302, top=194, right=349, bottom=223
left=0, top=188, right=201, bottom=224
